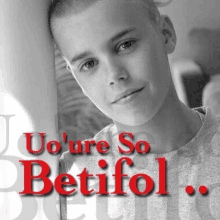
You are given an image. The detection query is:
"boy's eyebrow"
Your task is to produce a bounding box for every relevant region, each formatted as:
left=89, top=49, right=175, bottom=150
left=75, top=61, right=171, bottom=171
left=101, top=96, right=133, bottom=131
left=111, top=27, right=137, bottom=43
left=70, top=51, right=91, bottom=65
left=70, top=28, right=136, bottom=65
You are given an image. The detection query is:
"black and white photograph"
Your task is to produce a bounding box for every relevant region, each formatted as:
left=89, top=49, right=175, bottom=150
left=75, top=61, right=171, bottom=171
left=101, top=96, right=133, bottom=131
left=1, top=0, right=220, bottom=219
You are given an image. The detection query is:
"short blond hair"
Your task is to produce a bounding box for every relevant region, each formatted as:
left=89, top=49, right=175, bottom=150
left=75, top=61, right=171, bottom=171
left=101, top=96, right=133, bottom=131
left=49, top=0, right=160, bottom=39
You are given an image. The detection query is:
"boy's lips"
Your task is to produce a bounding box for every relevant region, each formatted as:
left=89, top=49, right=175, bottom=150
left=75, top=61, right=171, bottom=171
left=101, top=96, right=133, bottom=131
left=112, top=87, right=144, bottom=104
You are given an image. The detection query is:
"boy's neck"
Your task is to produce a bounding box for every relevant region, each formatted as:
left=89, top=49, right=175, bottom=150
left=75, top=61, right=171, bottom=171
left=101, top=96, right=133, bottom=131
left=114, top=85, right=202, bottom=154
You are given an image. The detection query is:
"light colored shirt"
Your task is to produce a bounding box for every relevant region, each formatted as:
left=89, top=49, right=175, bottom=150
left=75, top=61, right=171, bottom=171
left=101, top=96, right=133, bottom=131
left=60, top=107, right=220, bottom=220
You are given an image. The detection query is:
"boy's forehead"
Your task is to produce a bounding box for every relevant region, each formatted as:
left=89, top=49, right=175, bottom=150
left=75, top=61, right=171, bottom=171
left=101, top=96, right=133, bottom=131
left=53, top=0, right=153, bottom=59
left=63, top=0, right=101, bottom=16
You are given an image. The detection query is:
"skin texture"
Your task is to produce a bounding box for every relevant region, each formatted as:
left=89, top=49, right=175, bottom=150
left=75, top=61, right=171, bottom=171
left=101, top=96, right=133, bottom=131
left=52, top=0, right=202, bottom=153
left=53, top=0, right=174, bottom=125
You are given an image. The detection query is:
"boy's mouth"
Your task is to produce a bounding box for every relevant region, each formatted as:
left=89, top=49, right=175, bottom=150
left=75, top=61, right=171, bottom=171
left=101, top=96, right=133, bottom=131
left=112, top=87, right=144, bottom=104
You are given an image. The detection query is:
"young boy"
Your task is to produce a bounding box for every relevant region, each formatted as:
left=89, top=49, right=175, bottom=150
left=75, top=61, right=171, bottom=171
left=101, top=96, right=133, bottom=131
left=49, top=0, right=220, bottom=219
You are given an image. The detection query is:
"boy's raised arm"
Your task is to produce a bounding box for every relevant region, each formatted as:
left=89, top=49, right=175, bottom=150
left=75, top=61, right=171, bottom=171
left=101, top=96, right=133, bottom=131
left=1, top=0, right=59, bottom=219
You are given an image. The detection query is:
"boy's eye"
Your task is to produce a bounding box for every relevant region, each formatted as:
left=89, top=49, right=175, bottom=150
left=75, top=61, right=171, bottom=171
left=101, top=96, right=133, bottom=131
left=81, top=60, right=98, bottom=71
left=116, top=40, right=136, bottom=53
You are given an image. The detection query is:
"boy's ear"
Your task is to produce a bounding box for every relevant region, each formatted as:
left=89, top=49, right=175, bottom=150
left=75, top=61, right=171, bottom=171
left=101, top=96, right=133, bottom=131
left=66, top=64, right=72, bottom=72
left=65, top=63, right=88, bottom=97
left=160, top=15, right=177, bottom=54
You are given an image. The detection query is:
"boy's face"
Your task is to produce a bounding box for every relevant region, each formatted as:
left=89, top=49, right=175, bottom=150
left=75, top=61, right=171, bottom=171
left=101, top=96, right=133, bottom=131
left=53, top=0, right=176, bottom=126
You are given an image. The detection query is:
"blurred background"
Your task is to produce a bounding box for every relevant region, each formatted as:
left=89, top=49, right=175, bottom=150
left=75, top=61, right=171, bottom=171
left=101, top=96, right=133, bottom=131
left=55, top=0, right=220, bottom=153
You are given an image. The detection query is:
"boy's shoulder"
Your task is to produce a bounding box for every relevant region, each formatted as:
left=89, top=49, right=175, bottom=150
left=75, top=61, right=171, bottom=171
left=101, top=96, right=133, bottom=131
left=192, top=106, right=220, bottom=146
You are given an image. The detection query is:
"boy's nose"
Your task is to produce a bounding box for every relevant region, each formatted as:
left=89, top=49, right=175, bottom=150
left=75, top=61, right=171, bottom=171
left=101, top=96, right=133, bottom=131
left=109, top=69, right=128, bottom=86
left=105, top=58, right=129, bottom=86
